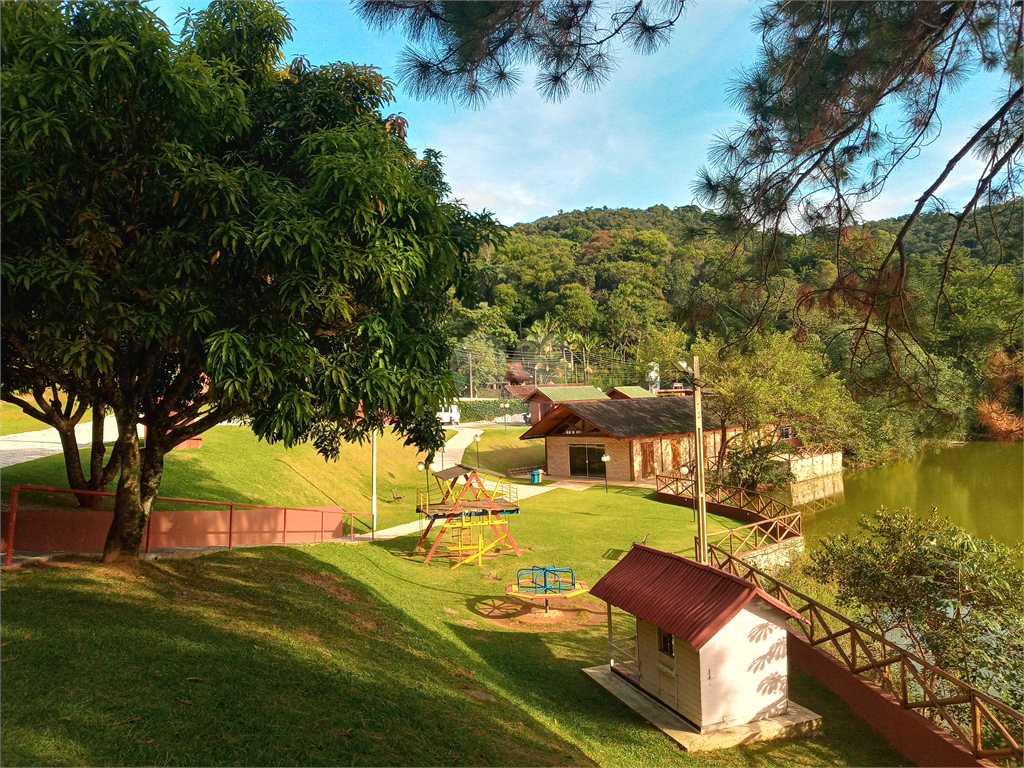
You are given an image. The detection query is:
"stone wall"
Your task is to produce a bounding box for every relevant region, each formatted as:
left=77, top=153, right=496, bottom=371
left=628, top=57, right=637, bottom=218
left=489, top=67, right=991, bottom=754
left=785, top=451, right=843, bottom=482
left=740, top=536, right=805, bottom=572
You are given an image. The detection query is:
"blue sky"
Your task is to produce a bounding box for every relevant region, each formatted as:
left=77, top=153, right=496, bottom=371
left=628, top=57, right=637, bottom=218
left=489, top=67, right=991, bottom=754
left=154, top=1, right=1007, bottom=226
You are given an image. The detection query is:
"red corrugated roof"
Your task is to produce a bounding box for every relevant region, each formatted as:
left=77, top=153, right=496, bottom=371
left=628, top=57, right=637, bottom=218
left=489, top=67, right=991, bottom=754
left=590, top=544, right=806, bottom=650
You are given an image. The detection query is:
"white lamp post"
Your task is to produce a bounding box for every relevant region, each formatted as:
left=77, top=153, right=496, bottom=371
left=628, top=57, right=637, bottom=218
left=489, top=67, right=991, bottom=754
left=473, top=433, right=481, bottom=466
left=500, top=400, right=510, bottom=431
left=417, top=460, right=429, bottom=510
left=601, top=452, right=611, bottom=493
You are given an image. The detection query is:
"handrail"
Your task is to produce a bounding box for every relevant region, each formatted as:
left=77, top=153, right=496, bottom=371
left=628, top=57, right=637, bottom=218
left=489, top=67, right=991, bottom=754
left=708, top=544, right=1023, bottom=763
left=3, top=484, right=371, bottom=565
left=657, top=472, right=804, bottom=556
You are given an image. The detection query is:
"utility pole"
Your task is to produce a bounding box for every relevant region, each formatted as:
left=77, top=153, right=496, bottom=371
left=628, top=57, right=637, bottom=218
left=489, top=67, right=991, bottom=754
left=693, top=356, right=708, bottom=564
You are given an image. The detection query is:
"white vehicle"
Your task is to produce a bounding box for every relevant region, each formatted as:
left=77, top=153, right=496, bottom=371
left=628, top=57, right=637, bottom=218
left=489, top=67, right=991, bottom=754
left=436, top=405, right=461, bottom=425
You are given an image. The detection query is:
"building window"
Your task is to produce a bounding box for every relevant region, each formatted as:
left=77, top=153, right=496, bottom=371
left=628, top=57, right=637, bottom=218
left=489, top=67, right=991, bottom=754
left=568, top=444, right=606, bottom=478
left=779, top=425, right=793, bottom=439
left=658, top=627, right=674, bottom=657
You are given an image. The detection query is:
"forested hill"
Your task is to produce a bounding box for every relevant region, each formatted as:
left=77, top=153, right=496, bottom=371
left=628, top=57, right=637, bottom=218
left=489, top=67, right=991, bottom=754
left=513, top=204, right=717, bottom=245
left=512, top=201, right=1022, bottom=266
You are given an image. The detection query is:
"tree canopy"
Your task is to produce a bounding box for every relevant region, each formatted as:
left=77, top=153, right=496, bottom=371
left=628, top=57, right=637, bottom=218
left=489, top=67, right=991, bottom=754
left=1, top=0, right=500, bottom=560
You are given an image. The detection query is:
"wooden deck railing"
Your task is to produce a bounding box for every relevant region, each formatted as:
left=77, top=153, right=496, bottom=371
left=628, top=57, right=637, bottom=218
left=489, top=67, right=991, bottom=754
left=657, top=472, right=804, bottom=556
left=706, top=511, right=802, bottom=554
left=657, top=472, right=797, bottom=520
left=708, top=544, right=1024, bottom=764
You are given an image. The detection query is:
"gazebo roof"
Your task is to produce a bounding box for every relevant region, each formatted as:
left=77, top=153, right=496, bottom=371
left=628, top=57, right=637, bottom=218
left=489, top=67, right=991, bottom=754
left=590, top=544, right=806, bottom=650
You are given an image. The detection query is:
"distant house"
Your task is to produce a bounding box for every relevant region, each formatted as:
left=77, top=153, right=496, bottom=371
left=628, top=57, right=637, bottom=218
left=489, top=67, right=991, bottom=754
left=505, top=362, right=534, bottom=385
left=522, top=384, right=608, bottom=425
left=590, top=544, right=807, bottom=732
left=606, top=386, right=657, bottom=399
left=519, top=397, right=742, bottom=481
left=500, top=384, right=536, bottom=401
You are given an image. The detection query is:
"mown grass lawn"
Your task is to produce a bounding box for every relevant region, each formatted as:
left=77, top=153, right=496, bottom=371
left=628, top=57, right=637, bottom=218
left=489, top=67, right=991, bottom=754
left=1, top=528, right=906, bottom=767
left=474, top=426, right=546, bottom=477
left=0, top=422, right=907, bottom=766
left=0, top=401, right=55, bottom=436
left=0, top=425, right=435, bottom=532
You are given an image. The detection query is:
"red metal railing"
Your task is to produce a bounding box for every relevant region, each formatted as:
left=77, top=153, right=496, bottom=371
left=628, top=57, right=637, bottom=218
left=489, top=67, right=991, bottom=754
left=3, top=485, right=371, bottom=566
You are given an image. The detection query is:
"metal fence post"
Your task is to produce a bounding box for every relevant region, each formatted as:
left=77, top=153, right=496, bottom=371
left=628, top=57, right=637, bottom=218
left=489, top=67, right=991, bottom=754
left=5, top=486, right=20, bottom=566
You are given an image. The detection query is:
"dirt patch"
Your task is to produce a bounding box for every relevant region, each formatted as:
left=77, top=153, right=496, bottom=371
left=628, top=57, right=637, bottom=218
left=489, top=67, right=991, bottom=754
left=462, top=687, right=496, bottom=702
left=469, top=596, right=606, bottom=632
left=292, top=570, right=357, bottom=602
left=457, top=619, right=477, bottom=628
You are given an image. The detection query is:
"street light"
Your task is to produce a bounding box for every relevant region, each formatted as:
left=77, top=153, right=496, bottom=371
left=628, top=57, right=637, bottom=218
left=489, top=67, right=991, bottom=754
left=417, top=460, right=429, bottom=511
left=473, top=433, right=481, bottom=466
left=675, top=357, right=709, bottom=564
left=500, top=400, right=510, bottom=431
left=601, top=453, right=610, bottom=494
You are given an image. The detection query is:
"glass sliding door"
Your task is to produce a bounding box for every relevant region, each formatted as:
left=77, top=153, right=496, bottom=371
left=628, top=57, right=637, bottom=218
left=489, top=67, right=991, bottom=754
left=569, top=444, right=606, bottom=477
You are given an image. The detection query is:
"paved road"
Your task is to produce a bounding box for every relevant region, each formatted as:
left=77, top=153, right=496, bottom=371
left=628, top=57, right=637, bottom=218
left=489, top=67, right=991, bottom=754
left=0, top=417, right=144, bottom=469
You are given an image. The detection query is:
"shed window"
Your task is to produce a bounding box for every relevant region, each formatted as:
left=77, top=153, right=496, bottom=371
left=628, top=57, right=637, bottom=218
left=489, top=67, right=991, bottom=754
left=658, top=627, right=674, bottom=657
left=779, top=425, right=793, bottom=439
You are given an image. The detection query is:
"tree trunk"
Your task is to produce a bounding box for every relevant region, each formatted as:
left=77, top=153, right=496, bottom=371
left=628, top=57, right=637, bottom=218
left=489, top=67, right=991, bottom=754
left=86, top=404, right=108, bottom=508
left=102, top=419, right=164, bottom=562
left=53, top=420, right=91, bottom=507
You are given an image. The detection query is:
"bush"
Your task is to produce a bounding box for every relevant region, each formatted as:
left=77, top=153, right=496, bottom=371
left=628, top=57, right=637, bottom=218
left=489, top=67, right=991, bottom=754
left=457, top=398, right=528, bottom=423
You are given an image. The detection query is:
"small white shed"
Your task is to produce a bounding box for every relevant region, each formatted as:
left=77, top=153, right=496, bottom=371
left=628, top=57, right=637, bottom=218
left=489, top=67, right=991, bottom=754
left=590, top=544, right=808, bottom=732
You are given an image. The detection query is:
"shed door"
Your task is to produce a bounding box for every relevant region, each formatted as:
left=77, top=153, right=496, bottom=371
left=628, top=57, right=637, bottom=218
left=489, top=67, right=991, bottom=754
left=568, top=444, right=606, bottom=478
left=640, top=443, right=656, bottom=478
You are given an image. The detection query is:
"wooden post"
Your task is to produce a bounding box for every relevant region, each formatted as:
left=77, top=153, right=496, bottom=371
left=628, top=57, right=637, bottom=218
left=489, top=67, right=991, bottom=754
left=693, top=356, right=708, bottom=564
left=971, top=692, right=982, bottom=754
left=607, top=603, right=614, bottom=666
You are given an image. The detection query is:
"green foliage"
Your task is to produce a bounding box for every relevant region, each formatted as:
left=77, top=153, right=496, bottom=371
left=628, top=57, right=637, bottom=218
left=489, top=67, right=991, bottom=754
left=721, top=437, right=794, bottom=490
left=807, top=509, right=1024, bottom=709
left=457, top=398, right=527, bottom=423
left=0, top=1, right=500, bottom=556
left=692, top=332, right=862, bottom=467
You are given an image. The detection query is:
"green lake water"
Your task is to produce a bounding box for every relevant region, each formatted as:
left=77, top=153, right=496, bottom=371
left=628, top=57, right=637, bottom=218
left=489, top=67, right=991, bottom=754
left=789, top=442, right=1023, bottom=547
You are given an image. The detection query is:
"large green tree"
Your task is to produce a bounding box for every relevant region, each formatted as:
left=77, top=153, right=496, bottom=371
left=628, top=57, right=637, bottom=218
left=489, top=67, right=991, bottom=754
left=1, top=1, right=499, bottom=560
left=691, top=332, right=862, bottom=480
left=807, top=509, right=1024, bottom=711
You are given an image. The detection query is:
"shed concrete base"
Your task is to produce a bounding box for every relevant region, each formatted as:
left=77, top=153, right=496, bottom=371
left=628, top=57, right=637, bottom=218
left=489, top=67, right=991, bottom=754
left=582, top=664, right=822, bottom=752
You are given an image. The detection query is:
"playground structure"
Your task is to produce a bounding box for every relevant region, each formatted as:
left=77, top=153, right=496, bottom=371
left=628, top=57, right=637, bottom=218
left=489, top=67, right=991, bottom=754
left=506, top=565, right=589, bottom=613
left=414, top=464, right=521, bottom=569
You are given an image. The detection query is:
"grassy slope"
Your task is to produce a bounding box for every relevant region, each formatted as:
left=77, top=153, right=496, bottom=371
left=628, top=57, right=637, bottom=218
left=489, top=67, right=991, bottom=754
left=0, top=497, right=905, bottom=767
left=474, top=426, right=546, bottom=477
left=0, top=425, right=434, bottom=532
left=0, top=401, right=53, bottom=436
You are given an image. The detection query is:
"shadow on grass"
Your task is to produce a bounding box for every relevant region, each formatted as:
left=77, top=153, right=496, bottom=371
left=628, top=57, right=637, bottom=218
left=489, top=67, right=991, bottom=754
left=0, top=547, right=594, bottom=767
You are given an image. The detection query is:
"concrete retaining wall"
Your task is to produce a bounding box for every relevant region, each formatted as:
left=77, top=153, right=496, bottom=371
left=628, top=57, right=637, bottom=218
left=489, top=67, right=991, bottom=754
left=784, top=451, right=843, bottom=482
left=2, top=507, right=355, bottom=554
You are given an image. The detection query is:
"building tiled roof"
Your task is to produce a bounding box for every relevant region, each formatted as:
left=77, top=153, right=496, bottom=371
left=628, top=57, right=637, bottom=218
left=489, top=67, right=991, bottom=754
left=502, top=384, right=536, bottom=399
left=520, top=397, right=721, bottom=440
left=590, top=544, right=806, bottom=650
left=527, top=385, right=609, bottom=403
left=606, top=386, right=657, bottom=399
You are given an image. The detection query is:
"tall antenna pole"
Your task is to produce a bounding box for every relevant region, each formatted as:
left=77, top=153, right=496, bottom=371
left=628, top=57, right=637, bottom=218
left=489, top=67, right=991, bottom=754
left=693, top=356, right=708, bottom=564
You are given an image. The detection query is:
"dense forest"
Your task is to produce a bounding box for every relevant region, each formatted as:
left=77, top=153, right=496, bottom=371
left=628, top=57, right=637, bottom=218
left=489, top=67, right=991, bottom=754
left=450, top=201, right=1023, bottom=465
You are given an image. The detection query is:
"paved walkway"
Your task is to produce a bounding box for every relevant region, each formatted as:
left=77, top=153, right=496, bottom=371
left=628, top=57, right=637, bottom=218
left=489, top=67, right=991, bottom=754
left=0, top=417, right=143, bottom=469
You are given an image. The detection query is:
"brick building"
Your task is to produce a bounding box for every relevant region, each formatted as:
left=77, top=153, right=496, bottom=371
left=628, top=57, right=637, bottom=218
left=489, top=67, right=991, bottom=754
left=519, top=397, right=742, bottom=482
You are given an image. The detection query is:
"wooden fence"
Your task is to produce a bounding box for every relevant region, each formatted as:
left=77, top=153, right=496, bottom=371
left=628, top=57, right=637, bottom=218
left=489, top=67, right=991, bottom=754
left=656, top=472, right=804, bottom=556
left=708, top=544, right=1023, bottom=764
